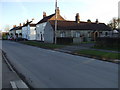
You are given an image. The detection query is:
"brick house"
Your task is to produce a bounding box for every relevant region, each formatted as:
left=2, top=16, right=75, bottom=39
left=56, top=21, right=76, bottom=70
left=44, top=13, right=111, bottom=44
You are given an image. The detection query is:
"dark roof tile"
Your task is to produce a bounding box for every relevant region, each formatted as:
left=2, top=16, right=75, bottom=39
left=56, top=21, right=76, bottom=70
left=49, top=20, right=111, bottom=31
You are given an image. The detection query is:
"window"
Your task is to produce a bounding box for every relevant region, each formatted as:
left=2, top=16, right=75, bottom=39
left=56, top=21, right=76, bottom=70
left=60, top=32, right=65, bottom=37
left=38, top=34, right=39, bottom=37
left=105, top=32, right=108, bottom=36
left=75, top=32, right=80, bottom=37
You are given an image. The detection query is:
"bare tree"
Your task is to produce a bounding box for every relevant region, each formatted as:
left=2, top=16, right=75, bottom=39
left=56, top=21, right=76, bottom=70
left=107, top=17, right=119, bottom=29
left=4, top=25, right=10, bottom=32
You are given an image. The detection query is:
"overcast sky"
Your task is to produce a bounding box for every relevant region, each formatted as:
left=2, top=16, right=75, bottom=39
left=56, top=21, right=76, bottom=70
left=0, top=0, right=119, bottom=31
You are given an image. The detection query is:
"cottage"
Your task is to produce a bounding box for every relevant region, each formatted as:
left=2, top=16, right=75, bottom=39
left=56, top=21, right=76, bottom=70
left=22, top=20, right=36, bottom=40
left=36, top=7, right=65, bottom=41
left=44, top=13, right=111, bottom=44
left=9, top=24, right=22, bottom=39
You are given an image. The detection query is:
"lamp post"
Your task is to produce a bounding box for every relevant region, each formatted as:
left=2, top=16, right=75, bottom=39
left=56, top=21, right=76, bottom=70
left=54, top=0, right=57, bottom=44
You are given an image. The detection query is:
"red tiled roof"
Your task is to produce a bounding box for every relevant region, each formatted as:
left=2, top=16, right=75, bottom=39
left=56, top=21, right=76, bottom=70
left=49, top=20, right=111, bottom=31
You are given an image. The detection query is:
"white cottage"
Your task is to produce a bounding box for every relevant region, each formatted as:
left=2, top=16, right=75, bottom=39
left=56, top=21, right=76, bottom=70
left=9, top=25, right=22, bottom=39
left=36, top=7, right=65, bottom=41
left=22, top=21, right=36, bottom=40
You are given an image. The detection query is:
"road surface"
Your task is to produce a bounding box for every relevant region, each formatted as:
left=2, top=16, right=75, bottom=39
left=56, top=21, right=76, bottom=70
left=2, top=40, right=118, bottom=88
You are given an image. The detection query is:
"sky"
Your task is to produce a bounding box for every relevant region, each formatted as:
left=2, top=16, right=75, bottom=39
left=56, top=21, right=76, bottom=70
left=0, top=0, right=120, bottom=31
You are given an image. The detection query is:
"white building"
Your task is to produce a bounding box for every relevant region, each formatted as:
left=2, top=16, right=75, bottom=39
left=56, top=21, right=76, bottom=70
left=9, top=25, right=22, bottom=39
left=36, top=7, right=65, bottom=41
left=22, top=21, right=36, bottom=40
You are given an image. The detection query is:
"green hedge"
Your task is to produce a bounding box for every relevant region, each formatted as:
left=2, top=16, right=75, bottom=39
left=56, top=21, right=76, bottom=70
left=95, top=37, right=120, bottom=51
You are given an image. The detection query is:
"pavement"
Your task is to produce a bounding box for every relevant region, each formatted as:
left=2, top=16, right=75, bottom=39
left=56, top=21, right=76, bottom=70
left=0, top=49, right=2, bottom=90
left=2, top=52, right=20, bottom=88
left=0, top=39, right=28, bottom=89
left=2, top=40, right=118, bottom=88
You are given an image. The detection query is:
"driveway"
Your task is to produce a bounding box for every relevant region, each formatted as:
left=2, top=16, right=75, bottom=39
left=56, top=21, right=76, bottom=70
left=2, top=40, right=118, bottom=88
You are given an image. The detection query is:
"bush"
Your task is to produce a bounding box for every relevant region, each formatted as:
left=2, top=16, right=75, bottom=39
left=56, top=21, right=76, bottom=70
left=95, top=37, right=120, bottom=51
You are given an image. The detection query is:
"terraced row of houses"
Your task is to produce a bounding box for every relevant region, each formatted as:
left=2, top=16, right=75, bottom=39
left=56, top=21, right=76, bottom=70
left=9, top=7, right=112, bottom=44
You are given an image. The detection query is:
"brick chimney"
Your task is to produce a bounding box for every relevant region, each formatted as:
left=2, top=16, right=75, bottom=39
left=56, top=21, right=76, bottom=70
left=26, top=19, right=29, bottom=23
left=23, top=22, right=25, bottom=25
left=19, top=23, right=22, bottom=26
left=32, top=18, right=34, bottom=21
left=75, top=13, right=80, bottom=23
left=43, top=12, right=46, bottom=18
left=55, top=7, right=60, bottom=15
left=95, top=19, right=99, bottom=24
left=87, top=19, right=91, bottom=23
left=13, top=25, right=16, bottom=28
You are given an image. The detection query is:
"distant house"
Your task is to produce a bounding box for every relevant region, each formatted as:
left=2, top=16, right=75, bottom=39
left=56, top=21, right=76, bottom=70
left=111, top=29, right=120, bottom=38
left=44, top=13, right=111, bottom=44
left=9, top=24, right=22, bottom=39
left=22, top=21, right=36, bottom=40
left=36, top=7, right=65, bottom=41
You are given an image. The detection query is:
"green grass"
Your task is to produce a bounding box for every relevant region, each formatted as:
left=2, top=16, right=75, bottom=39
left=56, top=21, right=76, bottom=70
left=93, top=46, right=120, bottom=52
left=20, top=41, right=65, bottom=49
left=75, top=49, right=120, bottom=60
left=81, top=41, right=95, bottom=44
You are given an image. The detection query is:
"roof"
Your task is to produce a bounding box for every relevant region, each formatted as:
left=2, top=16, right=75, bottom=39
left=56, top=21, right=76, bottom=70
left=30, top=24, right=36, bottom=27
left=10, top=26, right=22, bottom=31
left=49, top=20, right=111, bottom=31
left=22, top=21, right=32, bottom=27
left=37, top=14, right=55, bottom=24
left=37, top=13, right=65, bottom=24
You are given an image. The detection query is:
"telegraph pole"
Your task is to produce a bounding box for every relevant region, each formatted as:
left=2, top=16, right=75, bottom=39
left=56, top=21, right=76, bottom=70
left=54, top=0, right=57, bottom=44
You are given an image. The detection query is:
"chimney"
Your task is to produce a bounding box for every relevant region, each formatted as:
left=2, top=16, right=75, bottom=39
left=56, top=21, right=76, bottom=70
left=23, top=22, right=25, bottom=25
left=95, top=19, right=99, bottom=24
left=13, top=25, right=16, bottom=28
left=55, top=7, right=60, bottom=15
left=32, top=18, right=34, bottom=21
left=75, top=13, right=80, bottom=23
left=19, top=23, right=22, bottom=26
left=87, top=19, right=91, bottom=23
left=26, top=19, right=29, bottom=23
left=43, top=12, right=46, bottom=18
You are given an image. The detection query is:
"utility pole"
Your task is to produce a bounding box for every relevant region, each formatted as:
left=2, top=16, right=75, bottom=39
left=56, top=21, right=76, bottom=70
left=54, top=0, right=57, bottom=44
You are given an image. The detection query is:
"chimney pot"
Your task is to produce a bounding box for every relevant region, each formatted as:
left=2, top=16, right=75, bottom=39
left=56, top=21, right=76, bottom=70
left=13, top=25, right=16, bottom=28
left=75, top=13, right=80, bottom=23
left=55, top=7, right=60, bottom=15
left=43, top=12, right=46, bottom=18
left=19, top=23, right=22, bottom=26
left=96, top=19, right=99, bottom=24
left=26, top=19, right=29, bottom=23
left=87, top=19, right=91, bottom=23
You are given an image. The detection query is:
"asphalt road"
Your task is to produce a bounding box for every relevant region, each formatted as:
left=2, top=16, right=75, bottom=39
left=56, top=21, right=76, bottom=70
left=2, top=40, right=118, bottom=88
left=0, top=40, right=2, bottom=90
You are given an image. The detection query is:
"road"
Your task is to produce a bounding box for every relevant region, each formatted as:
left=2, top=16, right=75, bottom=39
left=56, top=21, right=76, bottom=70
left=2, top=40, right=118, bottom=88
left=0, top=41, right=2, bottom=90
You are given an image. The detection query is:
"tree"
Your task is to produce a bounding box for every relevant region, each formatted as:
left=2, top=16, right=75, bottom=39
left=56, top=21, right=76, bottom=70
left=4, top=25, right=10, bottom=32
left=107, top=17, right=120, bottom=29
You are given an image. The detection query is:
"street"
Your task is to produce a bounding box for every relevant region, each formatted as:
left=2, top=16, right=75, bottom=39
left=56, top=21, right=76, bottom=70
left=2, top=40, right=118, bottom=88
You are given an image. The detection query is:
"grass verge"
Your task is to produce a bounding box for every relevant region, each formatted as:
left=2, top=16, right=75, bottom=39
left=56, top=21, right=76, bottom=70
left=93, top=46, right=120, bottom=52
left=75, top=49, right=120, bottom=60
left=19, top=41, right=65, bottom=49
